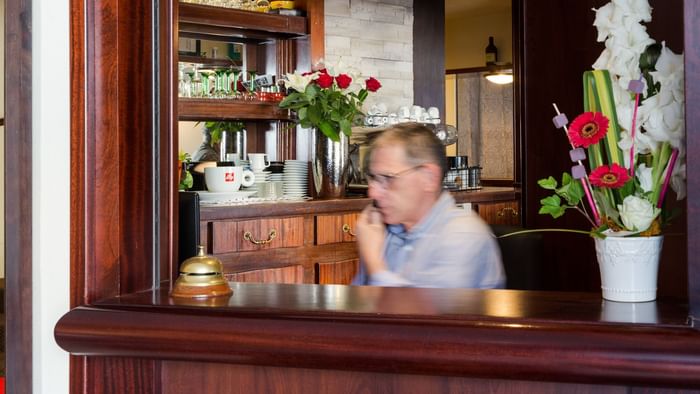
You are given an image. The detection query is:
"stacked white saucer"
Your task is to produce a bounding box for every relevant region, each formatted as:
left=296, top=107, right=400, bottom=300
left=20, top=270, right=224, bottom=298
left=248, top=167, right=271, bottom=195
left=283, top=160, right=308, bottom=198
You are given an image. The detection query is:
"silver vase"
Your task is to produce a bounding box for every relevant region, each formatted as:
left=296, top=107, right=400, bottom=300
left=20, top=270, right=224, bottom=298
left=219, top=128, right=247, bottom=163
left=310, top=128, right=349, bottom=199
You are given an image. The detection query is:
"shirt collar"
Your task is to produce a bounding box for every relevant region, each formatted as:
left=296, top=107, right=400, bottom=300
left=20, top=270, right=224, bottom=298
left=387, top=192, right=455, bottom=241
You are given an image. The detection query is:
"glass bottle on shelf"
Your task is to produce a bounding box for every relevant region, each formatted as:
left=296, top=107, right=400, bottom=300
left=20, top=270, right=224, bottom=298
left=485, top=36, right=498, bottom=66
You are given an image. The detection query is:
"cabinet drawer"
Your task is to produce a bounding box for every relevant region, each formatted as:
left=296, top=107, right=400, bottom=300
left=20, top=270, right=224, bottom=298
left=225, top=265, right=304, bottom=284
left=315, top=259, right=359, bottom=285
left=237, top=216, right=304, bottom=252
left=316, top=213, right=359, bottom=245
left=210, top=216, right=304, bottom=254
left=477, top=201, right=520, bottom=226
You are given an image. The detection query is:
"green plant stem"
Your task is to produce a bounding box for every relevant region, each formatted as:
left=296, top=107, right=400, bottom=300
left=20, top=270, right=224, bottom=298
left=497, top=228, right=596, bottom=239
left=574, top=205, right=597, bottom=228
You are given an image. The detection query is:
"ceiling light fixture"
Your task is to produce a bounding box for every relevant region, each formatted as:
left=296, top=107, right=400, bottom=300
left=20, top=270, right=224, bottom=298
left=484, top=70, right=513, bottom=85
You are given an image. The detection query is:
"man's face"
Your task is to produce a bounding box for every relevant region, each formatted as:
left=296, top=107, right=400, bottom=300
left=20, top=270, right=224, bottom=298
left=366, top=145, right=425, bottom=228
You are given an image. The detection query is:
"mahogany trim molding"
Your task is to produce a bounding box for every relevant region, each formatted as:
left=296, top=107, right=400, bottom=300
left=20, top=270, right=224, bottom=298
left=5, top=0, right=33, bottom=391
left=55, top=286, right=700, bottom=389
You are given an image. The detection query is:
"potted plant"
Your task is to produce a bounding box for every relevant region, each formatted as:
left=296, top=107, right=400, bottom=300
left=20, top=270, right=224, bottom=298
left=533, top=0, right=685, bottom=302
left=279, top=61, right=381, bottom=198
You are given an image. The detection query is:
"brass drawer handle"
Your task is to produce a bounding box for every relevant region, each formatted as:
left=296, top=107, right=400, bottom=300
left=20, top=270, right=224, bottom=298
left=342, top=223, right=356, bottom=237
left=496, top=207, right=519, bottom=218
left=243, top=229, right=277, bottom=245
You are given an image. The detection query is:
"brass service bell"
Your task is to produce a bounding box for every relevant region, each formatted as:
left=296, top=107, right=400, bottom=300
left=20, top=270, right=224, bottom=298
left=171, top=245, right=232, bottom=298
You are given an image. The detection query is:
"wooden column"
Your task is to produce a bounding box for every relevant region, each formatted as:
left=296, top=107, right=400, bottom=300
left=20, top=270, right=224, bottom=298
left=276, top=39, right=297, bottom=161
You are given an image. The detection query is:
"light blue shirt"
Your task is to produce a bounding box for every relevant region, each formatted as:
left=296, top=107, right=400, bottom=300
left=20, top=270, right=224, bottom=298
left=352, top=192, right=506, bottom=289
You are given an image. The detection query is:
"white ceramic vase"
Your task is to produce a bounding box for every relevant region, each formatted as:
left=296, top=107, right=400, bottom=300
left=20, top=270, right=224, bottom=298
left=594, top=235, right=664, bottom=302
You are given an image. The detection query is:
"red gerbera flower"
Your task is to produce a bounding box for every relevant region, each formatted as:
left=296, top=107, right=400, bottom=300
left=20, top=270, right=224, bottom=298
left=589, top=164, right=631, bottom=189
left=568, top=112, right=609, bottom=148
left=335, top=73, right=352, bottom=89
left=315, top=72, right=334, bottom=89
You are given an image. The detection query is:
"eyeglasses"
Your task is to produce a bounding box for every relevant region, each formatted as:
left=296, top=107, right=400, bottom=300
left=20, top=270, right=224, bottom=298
left=365, top=165, right=424, bottom=189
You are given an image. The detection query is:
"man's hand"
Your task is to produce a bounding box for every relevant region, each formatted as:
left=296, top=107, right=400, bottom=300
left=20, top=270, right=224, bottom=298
left=356, top=203, right=388, bottom=275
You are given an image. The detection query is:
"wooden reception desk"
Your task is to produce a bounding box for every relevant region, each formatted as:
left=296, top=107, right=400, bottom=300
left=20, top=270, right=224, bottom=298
left=54, top=284, right=700, bottom=393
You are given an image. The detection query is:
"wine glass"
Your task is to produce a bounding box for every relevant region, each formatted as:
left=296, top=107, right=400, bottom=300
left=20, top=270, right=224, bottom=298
left=230, top=69, right=242, bottom=99
left=246, top=70, right=257, bottom=101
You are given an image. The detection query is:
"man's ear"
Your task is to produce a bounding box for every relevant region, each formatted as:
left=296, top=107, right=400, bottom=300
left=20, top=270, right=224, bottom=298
left=421, top=163, right=443, bottom=192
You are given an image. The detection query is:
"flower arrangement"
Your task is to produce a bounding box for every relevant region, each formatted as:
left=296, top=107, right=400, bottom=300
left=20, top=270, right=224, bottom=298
left=279, top=61, right=382, bottom=142
left=538, top=0, right=685, bottom=237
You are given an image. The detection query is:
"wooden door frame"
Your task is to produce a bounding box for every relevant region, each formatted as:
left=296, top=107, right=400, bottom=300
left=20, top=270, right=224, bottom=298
left=5, top=0, right=33, bottom=392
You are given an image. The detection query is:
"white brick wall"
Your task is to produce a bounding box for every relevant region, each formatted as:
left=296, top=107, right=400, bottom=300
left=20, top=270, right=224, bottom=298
left=324, top=0, right=414, bottom=112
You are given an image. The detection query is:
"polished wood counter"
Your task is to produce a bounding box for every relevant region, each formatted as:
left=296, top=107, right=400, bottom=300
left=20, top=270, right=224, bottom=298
left=199, top=187, right=520, bottom=220
left=55, top=284, right=700, bottom=391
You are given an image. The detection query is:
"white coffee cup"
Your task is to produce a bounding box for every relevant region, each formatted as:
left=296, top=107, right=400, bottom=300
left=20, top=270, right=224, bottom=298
left=248, top=153, right=270, bottom=172
left=204, top=166, right=255, bottom=192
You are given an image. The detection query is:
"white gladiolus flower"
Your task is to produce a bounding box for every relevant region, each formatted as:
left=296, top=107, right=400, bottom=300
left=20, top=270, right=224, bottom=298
left=670, top=162, right=686, bottom=200
left=284, top=71, right=317, bottom=93
left=636, top=163, right=654, bottom=192
left=618, top=195, right=660, bottom=232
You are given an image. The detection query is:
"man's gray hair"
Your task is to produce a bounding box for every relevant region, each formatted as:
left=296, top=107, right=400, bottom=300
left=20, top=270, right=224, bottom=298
left=370, top=123, right=447, bottom=178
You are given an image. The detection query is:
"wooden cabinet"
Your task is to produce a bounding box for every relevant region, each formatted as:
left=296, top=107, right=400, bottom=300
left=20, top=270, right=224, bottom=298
left=193, top=189, right=521, bottom=285
left=176, top=2, right=317, bottom=157
left=476, top=200, right=520, bottom=226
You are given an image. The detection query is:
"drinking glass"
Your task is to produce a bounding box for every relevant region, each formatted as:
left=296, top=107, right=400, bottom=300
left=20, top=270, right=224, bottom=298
left=230, top=69, right=242, bottom=99
left=246, top=70, right=257, bottom=101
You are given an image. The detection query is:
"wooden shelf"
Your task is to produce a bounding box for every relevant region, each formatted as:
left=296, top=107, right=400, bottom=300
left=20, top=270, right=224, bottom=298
left=179, top=3, right=308, bottom=43
left=178, top=54, right=242, bottom=68
left=178, top=98, right=293, bottom=121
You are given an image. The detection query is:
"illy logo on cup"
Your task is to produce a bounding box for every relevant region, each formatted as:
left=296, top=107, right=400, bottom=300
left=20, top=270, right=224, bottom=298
left=225, top=172, right=236, bottom=182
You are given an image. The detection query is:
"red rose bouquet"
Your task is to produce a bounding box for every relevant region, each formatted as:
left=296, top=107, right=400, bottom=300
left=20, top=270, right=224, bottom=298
left=279, top=61, right=381, bottom=142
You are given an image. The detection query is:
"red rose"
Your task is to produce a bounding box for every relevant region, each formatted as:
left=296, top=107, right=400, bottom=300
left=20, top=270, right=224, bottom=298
left=365, top=77, right=381, bottom=92
left=335, top=74, right=352, bottom=89
left=315, top=72, right=334, bottom=88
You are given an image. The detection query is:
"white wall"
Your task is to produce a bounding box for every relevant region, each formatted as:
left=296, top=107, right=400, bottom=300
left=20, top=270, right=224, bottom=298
left=324, top=0, right=414, bottom=113
left=32, top=0, right=71, bottom=392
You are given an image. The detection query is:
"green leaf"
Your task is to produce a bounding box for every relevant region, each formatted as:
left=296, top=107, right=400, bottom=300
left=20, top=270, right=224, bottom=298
left=297, top=107, right=307, bottom=122
left=319, top=121, right=340, bottom=141
left=539, top=194, right=567, bottom=218
left=339, top=119, right=352, bottom=136
left=556, top=173, right=584, bottom=206
left=537, top=176, right=558, bottom=190
left=307, top=105, right=321, bottom=125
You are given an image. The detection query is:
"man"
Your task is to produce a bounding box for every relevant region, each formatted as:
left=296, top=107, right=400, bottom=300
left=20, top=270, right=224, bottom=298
left=351, top=123, right=505, bottom=288
left=192, top=126, right=219, bottom=162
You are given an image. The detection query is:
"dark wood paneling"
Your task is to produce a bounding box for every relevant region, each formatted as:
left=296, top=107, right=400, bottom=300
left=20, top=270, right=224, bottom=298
left=70, top=0, right=162, bottom=391
left=413, top=0, right=445, bottom=116
left=5, top=0, right=33, bottom=391
left=161, top=361, right=636, bottom=394
left=165, top=0, right=181, bottom=286
left=685, top=1, right=700, bottom=326
left=87, top=357, right=157, bottom=394
left=72, top=0, right=157, bottom=307
left=518, top=0, right=687, bottom=295
left=55, top=285, right=700, bottom=388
